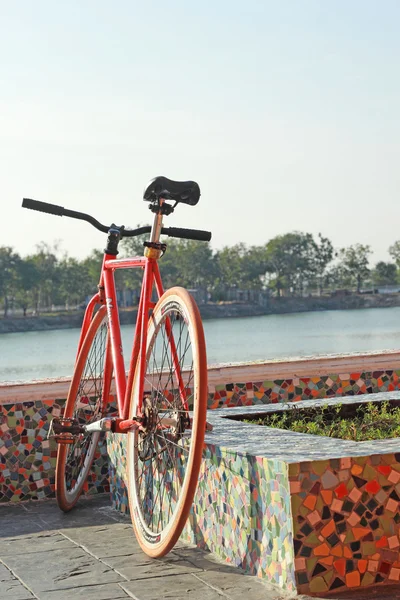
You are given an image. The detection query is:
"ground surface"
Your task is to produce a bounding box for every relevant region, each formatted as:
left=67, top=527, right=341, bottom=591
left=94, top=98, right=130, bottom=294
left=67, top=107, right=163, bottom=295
left=1, top=495, right=400, bottom=600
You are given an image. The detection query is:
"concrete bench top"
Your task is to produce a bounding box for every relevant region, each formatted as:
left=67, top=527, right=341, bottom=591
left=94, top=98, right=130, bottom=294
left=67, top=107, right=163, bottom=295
left=205, top=391, right=400, bottom=462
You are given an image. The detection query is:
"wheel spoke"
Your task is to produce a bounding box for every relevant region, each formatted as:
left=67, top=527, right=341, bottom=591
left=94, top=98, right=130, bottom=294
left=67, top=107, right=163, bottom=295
left=134, top=305, right=194, bottom=534
left=57, top=309, right=110, bottom=508
left=128, top=289, right=206, bottom=556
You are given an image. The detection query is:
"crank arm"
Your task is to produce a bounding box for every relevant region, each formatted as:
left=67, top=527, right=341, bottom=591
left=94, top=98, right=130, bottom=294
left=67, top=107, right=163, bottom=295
left=83, top=417, right=114, bottom=432
left=48, top=416, right=114, bottom=437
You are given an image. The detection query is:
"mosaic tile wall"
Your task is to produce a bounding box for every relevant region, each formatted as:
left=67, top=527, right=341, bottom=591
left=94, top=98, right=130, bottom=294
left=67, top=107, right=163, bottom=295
left=107, top=397, right=400, bottom=595
left=4, top=367, right=400, bottom=595
left=183, top=447, right=294, bottom=589
left=106, top=432, right=296, bottom=591
left=290, top=453, right=400, bottom=595
left=107, top=433, right=129, bottom=515
left=0, top=398, right=110, bottom=502
left=209, top=369, right=400, bottom=408
left=2, top=367, right=399, bottom=503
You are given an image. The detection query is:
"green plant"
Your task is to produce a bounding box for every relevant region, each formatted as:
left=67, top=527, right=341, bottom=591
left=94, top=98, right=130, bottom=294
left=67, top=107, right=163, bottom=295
left=247, top=401, right=400, bottom=441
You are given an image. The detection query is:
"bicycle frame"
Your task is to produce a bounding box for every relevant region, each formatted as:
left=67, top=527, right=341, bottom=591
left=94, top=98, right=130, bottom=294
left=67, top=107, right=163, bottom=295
left=21, top=191, right=212, bottom=443
left=75, top=201, right=189, bottom=434
left=76, top=253, right=164, bottom=429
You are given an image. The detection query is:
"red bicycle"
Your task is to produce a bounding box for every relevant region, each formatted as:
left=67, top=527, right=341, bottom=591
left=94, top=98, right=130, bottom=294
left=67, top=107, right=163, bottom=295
left=22, top=176, right=211, bottom=557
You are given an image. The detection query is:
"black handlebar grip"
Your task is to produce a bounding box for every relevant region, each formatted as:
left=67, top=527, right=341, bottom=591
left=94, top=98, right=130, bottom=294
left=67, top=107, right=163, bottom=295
left=165, top=227, right=212, bottom=242
left=22, top=198, right=65, bottom=216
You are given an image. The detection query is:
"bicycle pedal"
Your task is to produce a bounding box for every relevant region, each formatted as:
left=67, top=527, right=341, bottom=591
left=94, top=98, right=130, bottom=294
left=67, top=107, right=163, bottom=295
left=47, top=417, right=83, bottom=445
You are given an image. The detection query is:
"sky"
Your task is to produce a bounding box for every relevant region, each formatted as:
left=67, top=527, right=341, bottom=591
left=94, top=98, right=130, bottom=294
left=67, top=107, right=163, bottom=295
left=1, top=0, right=400, bottom=264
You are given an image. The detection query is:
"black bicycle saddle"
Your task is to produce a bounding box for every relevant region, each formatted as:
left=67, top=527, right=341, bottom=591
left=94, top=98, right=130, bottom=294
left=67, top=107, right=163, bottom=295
left=143, top=176, right=200, bottom=206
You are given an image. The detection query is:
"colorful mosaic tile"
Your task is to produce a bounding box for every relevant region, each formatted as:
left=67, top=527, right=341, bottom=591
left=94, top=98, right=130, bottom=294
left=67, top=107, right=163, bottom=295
left=207, top=369, right=400, bottom=408
left=5, top=368, right=396, bottom=504
left=183, top=448, right=294, bottom=590
left=106, top=433, right=296, bottom=592
left=107, top=432, right=129, bottom=515
left=107, top=392, right=400, bottom=595
left=0, top=398, right=109, bottom=502
left=290, top=453, right=400, bottom=595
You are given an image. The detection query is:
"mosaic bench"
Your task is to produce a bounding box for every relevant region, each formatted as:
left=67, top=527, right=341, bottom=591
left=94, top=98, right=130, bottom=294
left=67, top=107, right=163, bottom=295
left=108, top=391, right=400, bottom=597
left=2, top=350, right=400, bottom=503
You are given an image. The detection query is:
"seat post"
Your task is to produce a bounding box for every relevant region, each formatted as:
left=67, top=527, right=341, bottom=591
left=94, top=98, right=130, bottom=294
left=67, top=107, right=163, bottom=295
left=149, top=200, right=165, bottom=244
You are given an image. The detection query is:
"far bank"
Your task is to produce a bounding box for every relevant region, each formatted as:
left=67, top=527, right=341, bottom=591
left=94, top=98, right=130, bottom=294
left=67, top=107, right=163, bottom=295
left=1, top=293, right=400, bottom=335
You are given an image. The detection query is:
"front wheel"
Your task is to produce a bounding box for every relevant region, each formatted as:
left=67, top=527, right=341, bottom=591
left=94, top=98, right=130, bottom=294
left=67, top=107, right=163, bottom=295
left=127, top=287, right=207, bottom=557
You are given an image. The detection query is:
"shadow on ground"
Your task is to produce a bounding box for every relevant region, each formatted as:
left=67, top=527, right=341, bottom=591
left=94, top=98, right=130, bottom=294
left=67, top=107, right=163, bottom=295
left=0, top=493, right=125, bottom=538
left=1, top=495, right=400, bottom=600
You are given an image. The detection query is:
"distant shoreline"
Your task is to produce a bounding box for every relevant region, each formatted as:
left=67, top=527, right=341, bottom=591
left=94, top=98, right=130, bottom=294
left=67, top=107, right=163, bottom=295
left=1, top=293, right=400, bottom=334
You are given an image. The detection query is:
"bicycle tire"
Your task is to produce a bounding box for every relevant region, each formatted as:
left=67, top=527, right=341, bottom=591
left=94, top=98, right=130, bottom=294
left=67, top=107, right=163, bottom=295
left=56, top=306, right=111, bottom=511
left=127, top=287, right=207, bottom=557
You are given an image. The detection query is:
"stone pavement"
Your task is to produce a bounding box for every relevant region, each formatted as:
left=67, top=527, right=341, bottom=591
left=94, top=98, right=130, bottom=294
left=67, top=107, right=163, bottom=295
left=1, top=495, right=400, bottom=600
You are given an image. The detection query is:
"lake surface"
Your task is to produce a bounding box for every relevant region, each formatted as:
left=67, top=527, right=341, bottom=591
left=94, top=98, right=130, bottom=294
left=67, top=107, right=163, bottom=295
left=1, top=306, right=400, bottom=382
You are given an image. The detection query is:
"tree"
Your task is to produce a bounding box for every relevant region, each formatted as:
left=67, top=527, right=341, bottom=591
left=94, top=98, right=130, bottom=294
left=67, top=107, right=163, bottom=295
left=324, top=264, right=353, bottom=291
left=0, top=247, right=21, bottom=317
left=389, top=241, right=400, bottom=268
left=372, top=261, right=398, bottom=287
left=81, top=250, right=104, bottom=292
left=212, top=244, right=266, bottom=300
left=241, top=246, right=268, bottom=289
left=57, top=257, right=94, bottom=308
left=160, top=240, right=215, bottom=290
left=264, top=232, right=317, bottom=296
left=337, top=244, right=372, bottom=293
left=14, top=258, right=39, bottom=316
left=214, top=244, right=247, bottom=290
left=310, top=234, right=335, bottom=295
left=28, top=243, right=61, bottom=312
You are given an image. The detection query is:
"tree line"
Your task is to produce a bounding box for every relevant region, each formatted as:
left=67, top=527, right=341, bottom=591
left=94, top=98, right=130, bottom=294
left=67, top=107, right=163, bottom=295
left=2, top=232, right=400, bottom=317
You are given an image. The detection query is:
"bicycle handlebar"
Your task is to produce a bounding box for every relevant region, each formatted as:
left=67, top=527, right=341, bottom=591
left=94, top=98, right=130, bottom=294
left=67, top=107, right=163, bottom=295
left=22, top=198, right=111, bottom=233
left=23, top=198, right=64, bottom=217
left=22, top=198, right=212, bottom=242
left=163, top=227, right=211, bottom=242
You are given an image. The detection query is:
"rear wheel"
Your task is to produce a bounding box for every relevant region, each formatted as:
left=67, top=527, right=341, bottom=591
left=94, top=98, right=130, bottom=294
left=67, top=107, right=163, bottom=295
left=56, top=306, right=111, bottom=511
left=127, top=287, right=207, bottom=557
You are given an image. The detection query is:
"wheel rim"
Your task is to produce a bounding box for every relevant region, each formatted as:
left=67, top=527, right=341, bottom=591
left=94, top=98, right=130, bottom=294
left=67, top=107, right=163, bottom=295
left=64, top=317, right=108, bottom=502
left=131, top=300, right=198, bottom=542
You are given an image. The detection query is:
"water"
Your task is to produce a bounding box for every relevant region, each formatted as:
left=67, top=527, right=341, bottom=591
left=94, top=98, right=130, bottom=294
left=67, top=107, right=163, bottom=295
left=1, top=306, right=400, bottom=382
